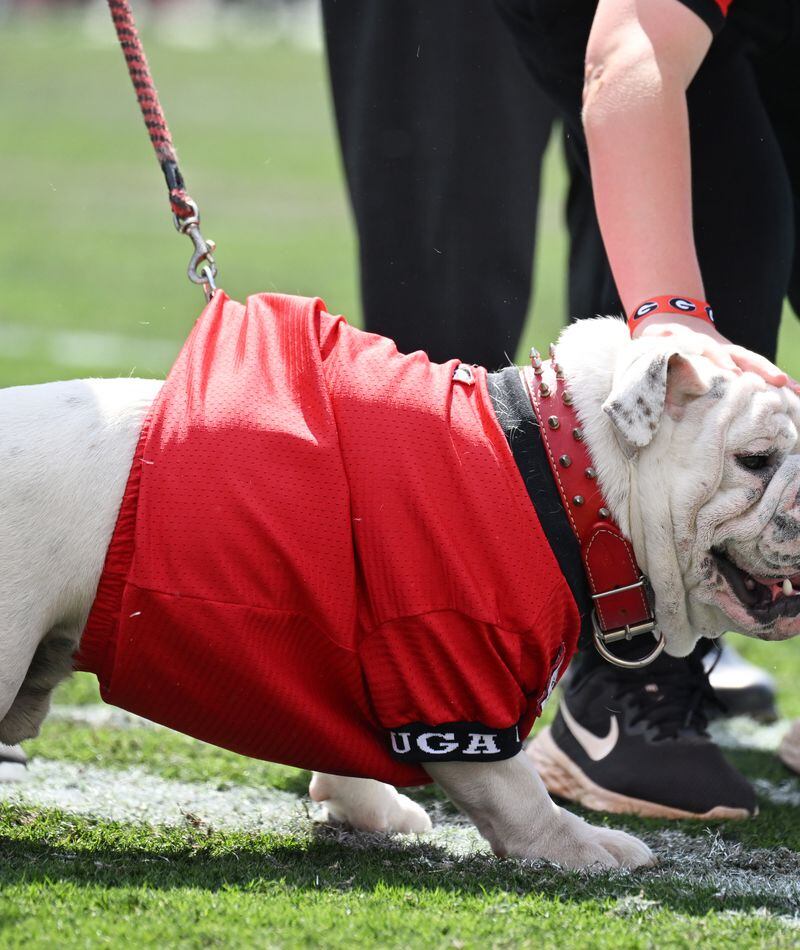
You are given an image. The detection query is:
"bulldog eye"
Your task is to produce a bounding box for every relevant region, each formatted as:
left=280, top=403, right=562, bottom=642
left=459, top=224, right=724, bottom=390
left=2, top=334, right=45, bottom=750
left=736, top=453, right=774, bottom=471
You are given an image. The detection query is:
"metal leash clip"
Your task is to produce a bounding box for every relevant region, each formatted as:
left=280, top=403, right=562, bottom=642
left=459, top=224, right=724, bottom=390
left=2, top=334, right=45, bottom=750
left=173, top=198, right=218, bottom=301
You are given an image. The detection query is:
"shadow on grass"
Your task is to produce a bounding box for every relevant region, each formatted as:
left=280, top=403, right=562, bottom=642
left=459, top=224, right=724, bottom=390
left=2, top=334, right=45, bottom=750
left=1, top=805, right=798, bottom=919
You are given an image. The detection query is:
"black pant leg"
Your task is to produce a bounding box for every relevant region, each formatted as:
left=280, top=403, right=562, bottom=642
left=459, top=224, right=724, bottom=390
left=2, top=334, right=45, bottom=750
left=322, top=0, right=555, bottom=368
left=563, top=130, right=621, bottom=320
left=494, top=0, right=620, bottom=322
left=686, top=24, right=792, bottom=358
left=744, top=5, right=800, bottom=321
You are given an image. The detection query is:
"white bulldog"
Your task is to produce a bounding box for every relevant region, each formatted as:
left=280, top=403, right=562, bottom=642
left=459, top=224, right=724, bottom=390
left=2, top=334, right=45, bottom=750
left=576, top=319, right=800, bottom=654
left=1, top=316, right=799, bottom=871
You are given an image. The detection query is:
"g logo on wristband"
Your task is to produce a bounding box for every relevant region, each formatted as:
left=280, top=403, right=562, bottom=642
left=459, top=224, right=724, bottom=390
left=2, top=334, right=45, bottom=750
left=633, top=301, right=659, bottom=319
left=627, top=295, right=715, bottom=335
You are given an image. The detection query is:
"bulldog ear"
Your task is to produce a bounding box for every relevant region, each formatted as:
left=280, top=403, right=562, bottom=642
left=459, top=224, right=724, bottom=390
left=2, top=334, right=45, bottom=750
left=603, top=350, right=709, bottom=449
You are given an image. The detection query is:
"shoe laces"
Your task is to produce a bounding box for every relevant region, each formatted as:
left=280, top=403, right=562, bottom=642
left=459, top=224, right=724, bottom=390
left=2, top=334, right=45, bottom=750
left=608, top=649, right=726, bottom=740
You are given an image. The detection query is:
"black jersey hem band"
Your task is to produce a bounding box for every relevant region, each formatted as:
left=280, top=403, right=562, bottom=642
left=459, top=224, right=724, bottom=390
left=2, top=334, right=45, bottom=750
left=388, top=721, right=522, bottom=763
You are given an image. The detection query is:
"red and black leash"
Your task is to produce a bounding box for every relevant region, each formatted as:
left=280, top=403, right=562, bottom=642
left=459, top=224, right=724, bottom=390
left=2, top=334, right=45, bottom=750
left=107, top=0, right=218, bottom=299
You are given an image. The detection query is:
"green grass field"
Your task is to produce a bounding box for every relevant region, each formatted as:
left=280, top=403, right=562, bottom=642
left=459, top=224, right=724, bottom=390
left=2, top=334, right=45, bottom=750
left=2, top=13, right=800, bottom=949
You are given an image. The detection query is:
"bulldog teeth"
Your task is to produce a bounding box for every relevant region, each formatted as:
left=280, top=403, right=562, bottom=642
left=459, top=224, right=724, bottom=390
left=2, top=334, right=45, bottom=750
left=744, top=578, right=756, bottom=591
left=783, top=578, right=794, bottom=597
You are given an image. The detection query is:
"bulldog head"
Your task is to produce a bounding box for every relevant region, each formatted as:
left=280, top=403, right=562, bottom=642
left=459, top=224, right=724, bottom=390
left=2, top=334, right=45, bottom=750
left=560, top=319, right=800, bottom=657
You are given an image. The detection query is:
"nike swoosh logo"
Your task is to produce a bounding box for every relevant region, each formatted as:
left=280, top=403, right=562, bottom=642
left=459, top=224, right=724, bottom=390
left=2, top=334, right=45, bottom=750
left=560, top=702, right=619, bottom=761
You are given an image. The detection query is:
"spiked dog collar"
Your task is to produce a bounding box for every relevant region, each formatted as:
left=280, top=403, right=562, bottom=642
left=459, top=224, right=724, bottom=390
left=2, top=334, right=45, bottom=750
left=487, top=367, right=593, bottom=648
left=521, top=348, right=665, bottom=669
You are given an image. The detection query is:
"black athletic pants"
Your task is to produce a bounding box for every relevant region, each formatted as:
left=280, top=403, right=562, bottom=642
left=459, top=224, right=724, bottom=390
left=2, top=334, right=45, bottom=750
left=324, top=1, right=800, bottom=365
left=321, top=0, right=555, bottom=368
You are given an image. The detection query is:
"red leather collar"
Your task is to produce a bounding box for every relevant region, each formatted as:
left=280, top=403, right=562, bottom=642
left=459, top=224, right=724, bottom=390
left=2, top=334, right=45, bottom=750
left=520, top=354, right=659, bottom=655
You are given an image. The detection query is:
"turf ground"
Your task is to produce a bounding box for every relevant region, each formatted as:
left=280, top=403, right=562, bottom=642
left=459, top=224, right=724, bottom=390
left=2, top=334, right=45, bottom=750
left=2, top=11, right=800, bottom=948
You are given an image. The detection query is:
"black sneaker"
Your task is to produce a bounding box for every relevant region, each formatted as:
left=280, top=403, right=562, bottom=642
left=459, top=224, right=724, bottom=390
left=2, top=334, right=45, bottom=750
left=528, top=649, right=757, bottom=820
left=704, top=639, right=778, bottom=723
left=0, top=743, right=28, bottom=783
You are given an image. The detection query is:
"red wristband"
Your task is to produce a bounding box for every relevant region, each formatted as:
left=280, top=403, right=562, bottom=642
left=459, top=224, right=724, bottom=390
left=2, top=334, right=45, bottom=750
left=628, top=295, right=715, bottom=335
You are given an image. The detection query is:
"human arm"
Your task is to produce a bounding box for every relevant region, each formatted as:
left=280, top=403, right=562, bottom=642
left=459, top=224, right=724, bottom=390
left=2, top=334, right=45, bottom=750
left=582, top=0, right=788, bottom=385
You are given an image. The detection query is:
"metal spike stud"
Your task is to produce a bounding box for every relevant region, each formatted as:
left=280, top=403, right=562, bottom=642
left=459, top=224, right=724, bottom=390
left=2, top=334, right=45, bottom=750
left=573, top=495, right=585, bottom=506
left=548, top=416, right=560, bottom=430
left=584, top=467, right=597, bottom=480
left=533, top=361, right=544, bottom=376
left=529, top=347, right=540, bottom=365
left=599, top=507, right=610, bottom=519
left=539, top=382, right=551, bottom=397
left=562, top=391, right=573, bottom=405
left=555, top=368, right=565, bottom=380
left=559, top=455, right=572, bottom=468
left=549, top=343, right=557, bottom=360
left=572, top=427, right=584, bottom=441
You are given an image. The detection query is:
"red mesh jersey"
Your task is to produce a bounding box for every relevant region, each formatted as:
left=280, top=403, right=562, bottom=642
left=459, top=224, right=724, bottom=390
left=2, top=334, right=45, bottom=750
left=75, top=293, right=580, bottom=785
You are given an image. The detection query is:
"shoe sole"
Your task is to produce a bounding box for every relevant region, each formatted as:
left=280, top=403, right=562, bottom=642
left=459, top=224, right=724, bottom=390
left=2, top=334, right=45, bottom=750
left=0, top=761, right=28, bottom=783
left=528, top=727, right=754, bottom=821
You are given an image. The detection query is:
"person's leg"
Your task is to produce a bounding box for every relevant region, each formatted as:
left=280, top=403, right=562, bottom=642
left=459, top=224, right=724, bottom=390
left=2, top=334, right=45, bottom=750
left=562, top=131, right=621, bottom=319
left=493, top=0, right=619, bottom=322
left=742, top=4, right=800, bottom=322
left=687, top=21, right=792, bottom=359
left=322, top=0, right=555, bottom=367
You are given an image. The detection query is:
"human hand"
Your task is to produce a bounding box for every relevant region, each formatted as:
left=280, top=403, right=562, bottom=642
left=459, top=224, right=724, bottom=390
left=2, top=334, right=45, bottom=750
left=631, top=313, right=795, bottom=391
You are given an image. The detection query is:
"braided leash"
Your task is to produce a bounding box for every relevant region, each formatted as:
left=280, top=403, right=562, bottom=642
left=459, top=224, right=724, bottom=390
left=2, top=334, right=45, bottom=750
left=107, top=0, right=218, bottom=298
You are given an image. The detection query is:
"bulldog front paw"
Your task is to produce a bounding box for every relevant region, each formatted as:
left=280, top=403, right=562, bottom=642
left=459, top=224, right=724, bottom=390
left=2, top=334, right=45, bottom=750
left=309, top=773, right=432, bottom=834
left=533, top=811, right=655, bottom=870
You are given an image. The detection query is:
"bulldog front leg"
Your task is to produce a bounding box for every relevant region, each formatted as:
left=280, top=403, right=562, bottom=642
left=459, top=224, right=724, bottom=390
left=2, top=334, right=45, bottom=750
left=424, top=751, right=654, bottom=870
left=309, top=772, right=432, bottom=834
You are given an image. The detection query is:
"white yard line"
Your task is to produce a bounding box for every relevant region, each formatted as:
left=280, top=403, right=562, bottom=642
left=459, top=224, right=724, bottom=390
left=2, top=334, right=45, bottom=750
left=0, top=322, right=178, bottom=373
left=11, top=703, right=800, bottom=907
left=709, top=716, right=791, bottom=752
left=754, top=777, right=800, bottom=808
left=0, top=759, right=308, bottom=833
left=2, top=758, right=800, bottom=907
left=49, top=705, right=159, bottom=730
left=647, top=828, right=800, bottom=904
left=0, top=758, right=485, bottom=856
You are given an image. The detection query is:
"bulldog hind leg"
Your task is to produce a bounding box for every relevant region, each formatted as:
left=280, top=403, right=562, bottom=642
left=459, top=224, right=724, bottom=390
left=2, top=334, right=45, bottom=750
left=0, top=621, right=42, bottom=743
left=0, top=622, right=79, bottom=745
left=309, top=772, right=432, bottom=834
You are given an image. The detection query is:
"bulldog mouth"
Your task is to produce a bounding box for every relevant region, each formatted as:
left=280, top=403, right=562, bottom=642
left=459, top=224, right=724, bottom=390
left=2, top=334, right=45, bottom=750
left=712, top=550, right=800, bottom=622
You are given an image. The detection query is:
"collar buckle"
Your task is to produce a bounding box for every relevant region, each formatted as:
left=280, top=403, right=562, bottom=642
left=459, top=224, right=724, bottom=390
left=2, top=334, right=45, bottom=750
left=591, top=575, right=663, bottom=668
left=591, top=612, right=665, bottom=669
left=590, top=576, right=649, bottom=604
